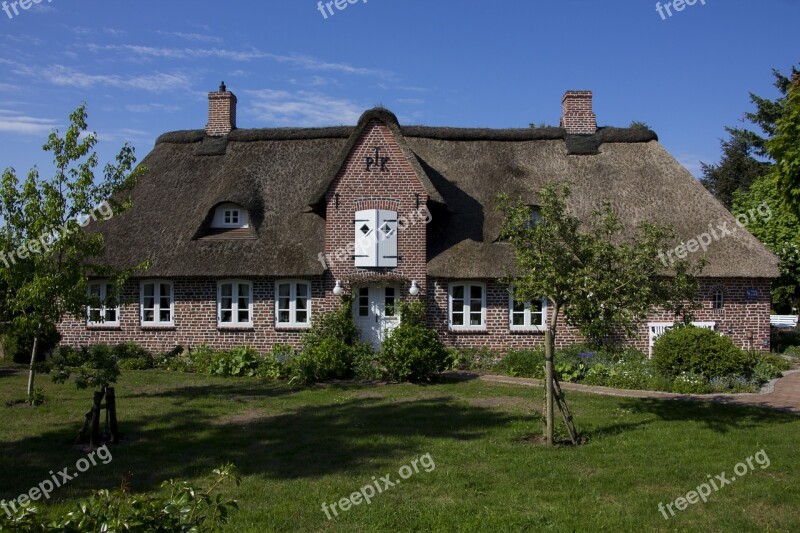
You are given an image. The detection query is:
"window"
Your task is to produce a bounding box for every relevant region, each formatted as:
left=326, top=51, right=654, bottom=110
left=354, top=209, right=398, bottom=268
left=526, top=205, right=542, bottom=228
left=449, top=283, right=486, bottom=330
left=384, top=287, right=396, bottom=317
left=141, top=281, right=174, bottom=326
left=712, top=288, right=725, bottom=310
left=509, top=292, right=547, bottom=331
left=211, top=203, right=249, bottom=229
left=275, top=281, right=312, bottom=327
left=217, top=281, right=252, bottom=327
left=87, top=281, right=119, bottom=326
left=357, top=287, right=369, bottom=317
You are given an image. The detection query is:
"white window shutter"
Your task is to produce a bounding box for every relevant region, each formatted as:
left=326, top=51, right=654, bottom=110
left=377, top=210, right=398, bottom=268
left=354, top=210, right=378, bottom=267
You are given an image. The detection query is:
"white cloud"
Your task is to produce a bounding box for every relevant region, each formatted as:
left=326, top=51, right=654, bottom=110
left=126, top=103, right=180, bottom=113
left=103, top=27, right=127, bottom=37
left=245, top=89, right=363, bottom=127
left=84, top=44, right=390, bottom=77
left=15, top=64, right=191, bottom=92
left=0, top=109, right=58, bottom=135
left=157, top=31, right=223, bottom=44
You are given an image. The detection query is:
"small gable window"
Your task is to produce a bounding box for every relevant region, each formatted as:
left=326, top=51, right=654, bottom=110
left=212, top=203, right=249, bottom=229
left=712, top=288, right=725, bottom=310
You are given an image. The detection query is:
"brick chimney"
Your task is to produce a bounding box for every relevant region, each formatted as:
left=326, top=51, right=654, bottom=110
left=206, top=82, right=237, bottom=136
left=560, top=90, right=597, bottom=135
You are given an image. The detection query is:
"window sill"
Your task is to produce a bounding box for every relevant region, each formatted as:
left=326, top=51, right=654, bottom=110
left=217, top=325, right=255, bottom=331
left=275, top=324, right=311, bottom=331
left=510, top=327, right=547, bottom=334
left=86, top=324, right=121, bottom=330
left=140, top=324, right=177, bottom=331
left=449, top=327, right=488, bottom=334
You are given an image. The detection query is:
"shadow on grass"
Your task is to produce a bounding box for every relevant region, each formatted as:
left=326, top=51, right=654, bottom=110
left=0, top=384, right=523, bottom=496
left=618, top=396, right=799, bottom=433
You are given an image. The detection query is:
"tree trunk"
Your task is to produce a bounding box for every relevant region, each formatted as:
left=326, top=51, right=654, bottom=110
left=26, top=336, right=39, bottom=397
left=544, top=328, right=555, bottom=446
left=107, top=387, right=119, bottom=444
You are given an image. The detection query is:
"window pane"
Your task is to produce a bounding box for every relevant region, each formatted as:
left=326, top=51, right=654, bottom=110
left=160, top=294, right=170, bottom=310
left=531, top=312, right=543, bottom=326
left=470, top=311, right=482, bottom=326
left=385, top=287, right=396, bottom=317
left=452, top=285, right=464, bottom=299
left=105, top=309, right=117, bottom=322
left=358, top=288, right=369, bottom=317
left=143, top=284, right=154, bottom=297
left=513, top=299, right=526, bottom=313
left=296, top=311, right=308, bottom=323
left=144, top=310, right=155, bottom=321
left=452, top=312, right=464, bottom=326
left=238, top=283, right=249, bottom=298
left=221, top=284, right=233, bottom=297
left=296, top=283, right=308, bottom=297
left=89, top=309, right=101, bottom=322
left=452, top=300, right=464, bottom=313
left=512, top=313, right=525, bottom=326
left=278, top=310, right=290, bottom=323
left=160, top=309, right=171, bottom=322
left=470, top=286, right=483, bottom=300
left=296, top=297, right=307, bottom=311
left=143, top=295, right=155, bottom=310
left=278, top=297, right=290, bottom=312
left=221, top=310, right=232, bottom=322
left=278, top=284, right=290, bottom=297
left=238, top=309, right=250, bottom=322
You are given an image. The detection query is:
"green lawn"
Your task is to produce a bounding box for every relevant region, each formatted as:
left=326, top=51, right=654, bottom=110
left=1, top=367, right=799, bottom=532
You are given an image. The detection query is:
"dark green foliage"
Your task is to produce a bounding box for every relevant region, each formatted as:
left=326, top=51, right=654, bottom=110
left=379, top=301, right=449, bottom=382
left=652, top=325, right=757, bottom=379
left=494, top=349, right=545, bottom=379
left=449, top=347, right=502, bottom=371
left=758, top=352, right=793, bottom=372
left=771, top=327, right=800, bottom=354
left=1, top=323, right=60, bottom=364
left=0, top=464, right=240, bottom=532
left=289, top=337, right=354, bottom=384
left=50, top=344, right=121, bottom=390
left=113, top=342, right=156, bottom=370
left=753, top=359, right=783, bottom=383
left=671, top=372, right=709, bottom=394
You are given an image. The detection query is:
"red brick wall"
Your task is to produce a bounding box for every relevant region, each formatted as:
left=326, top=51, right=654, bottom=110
left=206, top=90, right=237, bottom=136
left=319, top=120, right=429, bottom=309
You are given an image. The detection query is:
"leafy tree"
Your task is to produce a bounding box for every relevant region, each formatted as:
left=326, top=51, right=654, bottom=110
left=701, top=66, right=799, bottom=208
left=0, top=104, right=146, bottom=397
left=769, top=74, right=800, bottom=218
left=498, top=185, right=702, bottom=445
left=733, top=173, right=800, bottom=313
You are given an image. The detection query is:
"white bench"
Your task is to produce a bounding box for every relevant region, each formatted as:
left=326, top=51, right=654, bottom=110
left=771, top=315, right=799, bottom=329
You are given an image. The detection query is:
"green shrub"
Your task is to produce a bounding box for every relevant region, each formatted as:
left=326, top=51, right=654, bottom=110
left=1, top=323, right=60, bottom=364
left=583, top=363, right=610, bottom=386
left=671, top=371, right=708, bottom=394
left=652, top=325, right=757, bottom=379
left=351, top=342, right=381, bottom=380
left=0, top=464, right=240, bottom=531
left=784, top=345, right=800, bottom=358
left=379, top=302, right=449, bottom=382
left=495, top=349, right=545, bottom=379
left=753, top=359, right=782, bottom=383
left=758, top=352, right=792, bottom=371
left=451, top=347, right=501, bottom=371
left=605, top=359, right=656, bottom=390
left=771, top=326, right=799, bottom=354
left=290, top=337, right=354, bottom=384
left=188, top=345, right=217, bottom=374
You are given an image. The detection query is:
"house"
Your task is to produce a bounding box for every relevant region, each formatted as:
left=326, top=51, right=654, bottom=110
left=57, top=86, right=780, bottom=354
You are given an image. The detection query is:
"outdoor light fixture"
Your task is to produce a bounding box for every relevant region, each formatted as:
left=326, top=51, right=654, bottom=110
left=333, top=280, right=344, bottom=296
left=409, top=280, right=420, bottom=296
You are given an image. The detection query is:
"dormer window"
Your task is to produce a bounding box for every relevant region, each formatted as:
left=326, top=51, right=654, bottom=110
left=212, top=202, right=249, bottom=229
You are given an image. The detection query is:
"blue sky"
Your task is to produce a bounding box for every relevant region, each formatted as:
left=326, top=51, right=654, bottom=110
left=0, top=0, right=798, bottom=179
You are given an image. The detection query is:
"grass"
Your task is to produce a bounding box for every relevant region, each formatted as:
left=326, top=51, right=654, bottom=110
left=1, top=367, right=799, bottom=532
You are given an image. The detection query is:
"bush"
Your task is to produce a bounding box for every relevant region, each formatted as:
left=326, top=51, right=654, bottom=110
left=290, top=337, right=354, bottom=384
left=708, top=375, right=760, bottom=393
left=771, top=326, right=799, bottom=354
left=379, top=302, right=449, bottom=382
left=1, top=324, right=60, bottom=364
left=0, top=464, right=240, bottom=531
left=758, top=352, right=793, bottom=372
left=495, top=349, right=545, bottom=379
left=450, top=347, right=501, bottom=371
left=112, top=342, right=156, bottom=370
left=351, top=342, right=381, bottom=380
left=671, top=371, right=708, bottom=394
left=753, top=359, right=782, bottom=383
left=605, top=359, right=657, bottom=390
left=652, top=325, right=757, bottom=379
left=784, top=345, right=800, bottom=358
left=583, top=363, right=610, bottom=386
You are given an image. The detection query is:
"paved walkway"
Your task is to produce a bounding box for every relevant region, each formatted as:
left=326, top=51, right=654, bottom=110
left=443, top=369, right=800, bottom=414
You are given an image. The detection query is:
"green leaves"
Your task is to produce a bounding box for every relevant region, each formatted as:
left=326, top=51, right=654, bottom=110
left=769, top=76, right=800, bottom=219
left=498, top=185, right=703, bottom=347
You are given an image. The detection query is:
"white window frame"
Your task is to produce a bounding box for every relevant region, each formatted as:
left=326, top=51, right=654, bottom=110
left=448, top=282, right=487, bottom=331
left=87, top=281, right=120, bottom=327
left=275, top=280, right=312, bottom=328
left=140, top=280, right=175, bottom=327
left=217, top=280, right=253, bottom=328
left=212, top=203, right=249, bottom=229
left=712, top=288, right=725, bottom=310
left=509, top=292, right=547, bottom=332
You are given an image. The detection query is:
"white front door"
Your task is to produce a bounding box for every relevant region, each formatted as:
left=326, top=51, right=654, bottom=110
left=354, top=286, right=400, bottom=350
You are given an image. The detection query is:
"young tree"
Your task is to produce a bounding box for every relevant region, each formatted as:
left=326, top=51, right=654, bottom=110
left=0, top=104, right=145, bottom=397
left=769, top=74, right=800, bottom=219
left=498, top=185, right=703, bottom=446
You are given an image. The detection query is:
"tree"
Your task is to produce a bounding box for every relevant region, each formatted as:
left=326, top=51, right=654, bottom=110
left=0, top=104, right=145, bottom=397
left=733, top=172, right=800, bottom=313
left=769, top=74, right=800, bottom=219
left=701, top=66, right=799, bottom=208
left=498, top=185, right=702, bottom=446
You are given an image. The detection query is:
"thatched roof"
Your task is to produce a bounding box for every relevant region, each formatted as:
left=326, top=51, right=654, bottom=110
left=96, top=108, right=779, bottom=279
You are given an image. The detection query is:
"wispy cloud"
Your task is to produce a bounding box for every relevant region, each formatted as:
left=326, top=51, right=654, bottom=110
left=157, top=31, right=224, bottom=44
left=103, top=27, right=127, bottom=37
left=125, top=103, right=181, bottom=113
left=245, top=89, right=363, bottom=126
left=84, top=44, right=391, bottom=77
left=0, top=109, right=58, bottom=135
left=94, top=128, right=151, bottom=143
left=14, top=64, right=191, bottom=92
